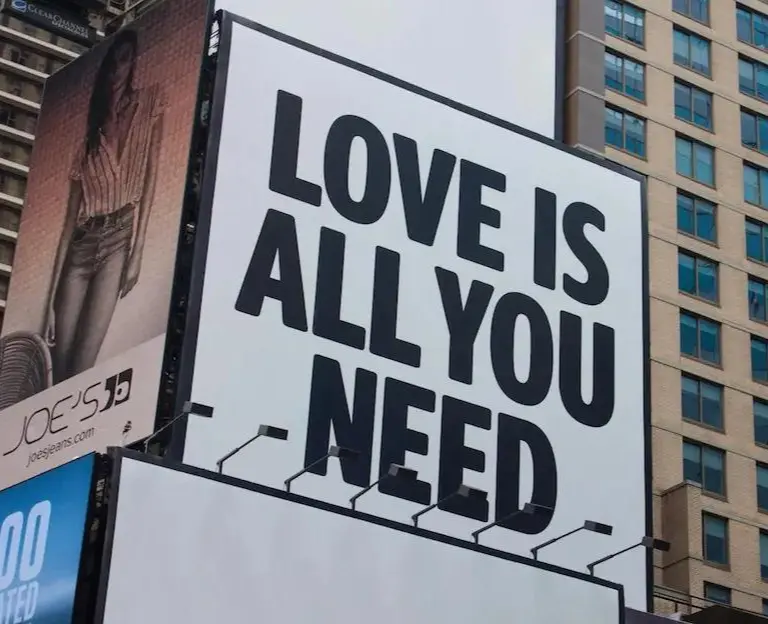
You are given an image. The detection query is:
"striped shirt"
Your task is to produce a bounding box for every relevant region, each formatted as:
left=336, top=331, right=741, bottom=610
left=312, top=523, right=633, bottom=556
left=70, top=83, right=165, bottom=221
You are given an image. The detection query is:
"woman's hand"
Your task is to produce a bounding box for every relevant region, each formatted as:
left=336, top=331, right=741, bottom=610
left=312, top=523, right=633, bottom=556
left=44, top=305, right=56, bottom=347
left=120, top=250, right=142, bottom=298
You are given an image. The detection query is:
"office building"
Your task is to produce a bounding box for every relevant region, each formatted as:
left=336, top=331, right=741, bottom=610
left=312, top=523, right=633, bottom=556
left=567, top=0, right=768, bottom=617
left=0, top=14, right=89, bottom=328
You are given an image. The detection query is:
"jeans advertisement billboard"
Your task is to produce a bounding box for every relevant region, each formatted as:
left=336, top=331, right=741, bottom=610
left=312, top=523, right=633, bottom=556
left=0, top=0, right=211, bottom=491
left=0, top=454, right=95, bottom=624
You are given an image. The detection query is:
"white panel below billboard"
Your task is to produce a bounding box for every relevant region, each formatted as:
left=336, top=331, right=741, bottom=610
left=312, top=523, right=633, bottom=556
left=213, top=0, right=562, bottom=137
left=98, top=455, right=623, bottom=624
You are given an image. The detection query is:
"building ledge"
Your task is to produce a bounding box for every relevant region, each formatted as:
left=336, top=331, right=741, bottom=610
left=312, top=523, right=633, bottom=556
left=0, top=123, right=34, bottom=144
left=0, top=226, right=17, bottom=241
left=0, top=89, right=39, bottom=113
left=0, top=192, right=23, bottom=209
left=0, top=57, right=47, bottom=83
left=0, top=25, right=79, bottom=61
left=0, top=157, right=28, bottom=176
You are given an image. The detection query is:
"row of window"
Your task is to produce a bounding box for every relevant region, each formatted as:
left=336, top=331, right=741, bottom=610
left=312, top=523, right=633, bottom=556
left=679, top=308, right=768, bottom=381
left=678, top=248, right=768, bottom=320
left=701, top=513, right=768, bottom=587
left=608, top=0, right=768, bottom=84
left=607, top=108, right=768, bottom=204
left=683, top=437, right=768, bottom=498
left=0, top=15, right=87, bottom=55
left=607, top=0, right=768, bottom=55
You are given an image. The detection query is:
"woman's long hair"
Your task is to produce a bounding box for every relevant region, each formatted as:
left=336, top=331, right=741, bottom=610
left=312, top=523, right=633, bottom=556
left=85, top=29, right=138, bottom=156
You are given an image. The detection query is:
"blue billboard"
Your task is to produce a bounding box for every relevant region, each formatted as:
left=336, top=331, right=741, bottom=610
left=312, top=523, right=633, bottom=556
left=0, top=454, right=94, bottom=624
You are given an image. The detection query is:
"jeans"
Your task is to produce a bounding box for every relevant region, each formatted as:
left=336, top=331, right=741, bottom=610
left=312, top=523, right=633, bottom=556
left=53, top=206, right=134, bottom=383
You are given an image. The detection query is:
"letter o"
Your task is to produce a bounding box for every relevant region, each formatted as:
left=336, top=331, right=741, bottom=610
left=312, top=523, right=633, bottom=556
left=324, top=115, right=391, bottom=225
left=0, top=511, right=24, bottom=591
left=19, top=500, right=51, bottom=582
left=490, top=292, right=554, bottom=406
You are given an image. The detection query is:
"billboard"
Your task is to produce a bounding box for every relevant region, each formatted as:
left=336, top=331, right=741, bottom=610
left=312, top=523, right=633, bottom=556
left=0, top=0, right=211, bottom=490
left=0, top=454, right=95, bottom=624
left=178, top=14, right=650, bottom=609
left=0, top=0, right=99, bottom=46
left=213, top=0, right=564, bottom=139
left=96, top=452, right=623, bottom=624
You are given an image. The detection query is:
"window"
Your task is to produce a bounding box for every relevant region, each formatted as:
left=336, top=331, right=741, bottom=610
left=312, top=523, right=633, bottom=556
left=738, top=4, right=768, bottom=50
left=704, top=583, right=731, bottom=605
left=678, top=251, right=718, bottom=301
left=674, top=81, right=713, bottom=130
left=684, top=441, right=725, bottom=495
left=673, top=0, right=709, bottom=23
left=752, top=335, right=768, bottom=382
left=758, top=464, right=768, bottom=510
left=0, top=207, right=19, bottom=232
left=605, top=51, right=645, bottom=100
left=681, top=374, right=722, bottom=429
left=742, top=109, right=768, bottom=155
left=676, top=136, right=714, bottom=185
left=680, top=312, right=720, bottom=364
left=744, top=163, right=768, bottom=207
left=673, top=28, right=711, bottom=76
left=0, top=275, right=7, bottom=301
left=702, top=513, right=729, bottom=564
left=764, top=599, right=768, bottom=616
left=756, top=399, right=768, bottom=445
left=0, top=241, right=14, bottom=266
left=762, top=532, right=768, bottom=578
left=605, top=0, right=645, bottom=46
left=678, top=192, right=716, bottom=242
left=741, top=56, right=768, bottom=102
left=749, top=277, right=768, bottom=321
left=605, top=106, right=646, bottom=157
left=747, top=219, right=768, bottom=262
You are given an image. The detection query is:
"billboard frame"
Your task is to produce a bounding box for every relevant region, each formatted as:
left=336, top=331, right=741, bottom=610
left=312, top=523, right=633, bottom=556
left=93, top=448, right=626, bottom=624
left=167, top=9, right=652, bottom=612
left=148, top=0, right=217, bottom=444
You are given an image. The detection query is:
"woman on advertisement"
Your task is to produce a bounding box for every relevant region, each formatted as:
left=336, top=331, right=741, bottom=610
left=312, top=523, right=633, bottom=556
left=44, top=28, right=165, bottom=383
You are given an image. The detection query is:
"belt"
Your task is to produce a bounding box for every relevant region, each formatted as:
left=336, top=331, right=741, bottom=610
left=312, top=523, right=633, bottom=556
left=79, top=204, right=134, bottom=230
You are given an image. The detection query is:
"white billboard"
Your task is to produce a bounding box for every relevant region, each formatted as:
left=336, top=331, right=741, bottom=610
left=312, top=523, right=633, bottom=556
left=213, top=0, right=563, bottom=138
left=181, top=14, right=648, bottom=609
left=97, top=454, right=623, bottom=624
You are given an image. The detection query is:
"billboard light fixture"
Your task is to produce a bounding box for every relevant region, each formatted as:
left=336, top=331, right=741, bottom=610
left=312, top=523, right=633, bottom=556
left=471, top=503, right=552, bottom=545
left=284, top=446, right=360, bottom=493
left=412, top=484, right=486, bottom=528
left=349, top=463, right=418, bottom=511
left=587, top=536, right=670, bottom=576
left=531, top=520, right=613, bottom=560
left=141, top=401, right=214, bottom=453
left=216, top=424, right=290, bottom=474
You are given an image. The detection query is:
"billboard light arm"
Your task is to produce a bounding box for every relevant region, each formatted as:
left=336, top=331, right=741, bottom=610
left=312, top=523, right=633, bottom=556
left=412, top=484, right=486, bottom=528
left=349, top=464, right=418, bottom=511
left=284, top=446, right=360, bottom=493
left=140, top=401, right=214, bottom=453
left=216, top=425, right=289, bottom=474
left=531, top=520, right=613, bottom=560
left=587, top=536, right=670, bottom=576
left=471, top=503, right=551, bottom=545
